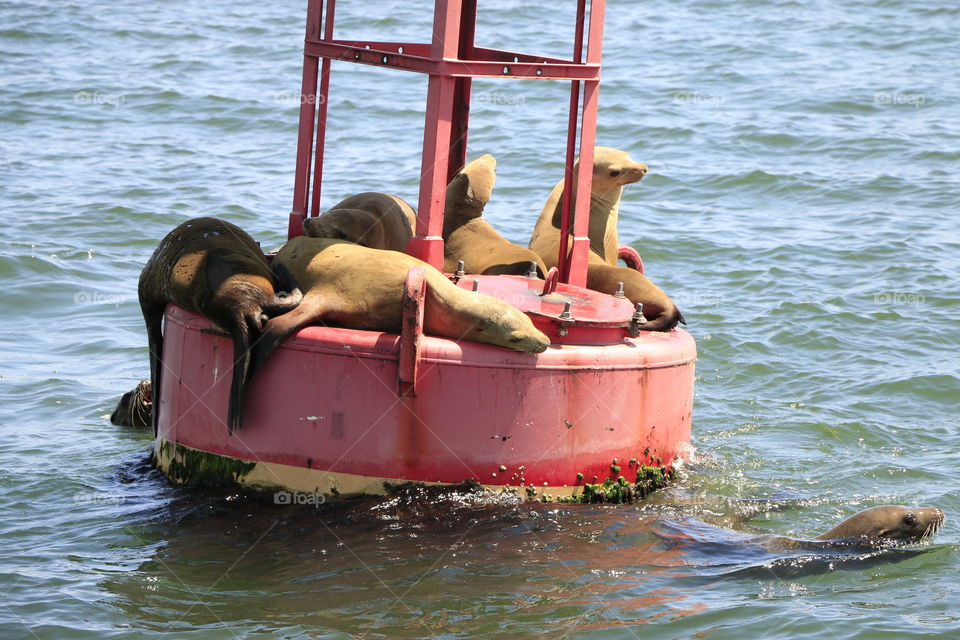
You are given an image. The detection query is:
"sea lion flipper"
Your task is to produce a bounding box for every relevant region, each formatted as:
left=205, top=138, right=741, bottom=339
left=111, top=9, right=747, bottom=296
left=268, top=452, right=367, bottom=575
left=249, top=301, right=324, bottom=380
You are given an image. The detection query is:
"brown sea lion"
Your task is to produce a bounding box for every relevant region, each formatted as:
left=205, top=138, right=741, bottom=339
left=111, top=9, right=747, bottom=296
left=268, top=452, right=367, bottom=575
left=302, top=192, right=416, bottom=252
left=586, top=264, right=684, bottom=332
left=443, top=154, right=547, bottom=277
left=529, top=146, right=649, bottom=269
left=251, top=236, right=550, bottom=374
left=813, top=505, right=945, bottom=544
left=139, top=217, right=302, bottom=433
left=528, top=147, right=683, bottom=331
left=110, top=380, right=152, bottom=428
left=657, top=505, right=945, bottom=554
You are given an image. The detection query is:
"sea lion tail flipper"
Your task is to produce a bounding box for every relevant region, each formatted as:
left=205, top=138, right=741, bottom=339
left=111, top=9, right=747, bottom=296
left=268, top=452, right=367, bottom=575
left=142, top=305, right=165, bottom=436
left=249, top=303, right=322, bottom=381
left=271, top=261, right=298, bottom=295
left=227, top=327, right=253, bottom=433
left=640, top=305, right=684, bottom=332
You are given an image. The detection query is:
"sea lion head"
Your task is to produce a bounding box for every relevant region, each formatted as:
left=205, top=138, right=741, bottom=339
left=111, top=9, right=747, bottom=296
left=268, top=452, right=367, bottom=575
left=445, top=154, right=497, bottom=220
left=303, top=209, right=383, bottom=248
left=817, top=505, right=945, bottom=544
left=110, top=379, right=153, bottom=428
left=588, top=146, right=649, bottom=195
left=460, top=300, right=550, bottom=354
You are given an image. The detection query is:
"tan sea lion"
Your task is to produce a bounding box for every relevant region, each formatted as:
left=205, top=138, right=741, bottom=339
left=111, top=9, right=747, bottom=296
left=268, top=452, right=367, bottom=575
left=586, top=264, right=684, bottom=332
left=110, top=380, right=152, bottom=428
left=529, top=146, right=649, bottom=269
left=302, top=192, right=416, bottom=252
left=139, top=217, right=302, bottom=433
left=251, top=236, right=550, bottom=373
left=813, top=505, right=945, bottom=544
left=443, top=154, right=547, bottom=277
left=657, top=505, right=945, bottom=553
left=528, top=147, right=683, bottom=331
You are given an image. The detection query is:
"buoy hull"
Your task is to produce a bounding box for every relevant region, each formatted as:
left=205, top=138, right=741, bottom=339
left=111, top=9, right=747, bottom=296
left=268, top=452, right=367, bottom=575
left=155, top=305, right=695, bottom=498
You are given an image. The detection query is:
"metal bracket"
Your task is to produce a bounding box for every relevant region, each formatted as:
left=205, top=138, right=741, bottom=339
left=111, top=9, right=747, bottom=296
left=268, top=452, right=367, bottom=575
left=618, top=244, right=645, bottom=274
left=398, top=265, right=426, bottom=398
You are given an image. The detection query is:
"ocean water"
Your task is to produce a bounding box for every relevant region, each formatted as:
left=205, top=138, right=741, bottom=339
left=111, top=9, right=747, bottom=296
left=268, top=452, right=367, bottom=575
left=1, top=0, right=958, bottom=638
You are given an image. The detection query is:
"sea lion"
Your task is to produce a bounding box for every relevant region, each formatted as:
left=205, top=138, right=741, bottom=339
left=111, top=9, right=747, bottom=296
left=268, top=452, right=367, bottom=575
left=251, top=236, right=550, bottom=373
left=528, top=147, right=683, bottom=331
left=813, top=505, right=945, bottom=544
left=110, top=380, right=152, bottom=428
left=657, top=505, right=945, bottom=553
left=586, top=264, right=684, bottom=332
left=443, top=154, right=547, bottom=277
left=139, top=217, right=302, bottom=433
left=302, top=192, right=416, bottom=252
left=529, top=146, right=649, bottom=269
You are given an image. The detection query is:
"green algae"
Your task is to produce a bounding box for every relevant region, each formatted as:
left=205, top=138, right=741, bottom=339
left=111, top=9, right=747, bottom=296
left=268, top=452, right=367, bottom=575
left=560, top=465, right=671, bottom=504
left=160, top=441, right=256, bottom=488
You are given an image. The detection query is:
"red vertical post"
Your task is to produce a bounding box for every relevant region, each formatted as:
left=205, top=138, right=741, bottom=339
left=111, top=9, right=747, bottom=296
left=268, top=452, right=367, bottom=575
left=408, top=0, right=462, bottom=269
left=288, top=0, right=323, bottom=239
left=556, top=0, right=587, bottom=284
left=566, top=0, right=605, bottom=287
left=447, top=0, right=476, bottom=182
left=309, top=0, right=337, bottom=219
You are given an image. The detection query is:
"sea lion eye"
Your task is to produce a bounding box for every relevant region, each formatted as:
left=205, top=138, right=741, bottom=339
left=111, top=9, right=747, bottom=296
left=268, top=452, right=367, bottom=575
left=609, top=170, right=621, bottom=177
left=510, top=337, right=522, bottom=343
left=904, top=513, right=917, bottom=526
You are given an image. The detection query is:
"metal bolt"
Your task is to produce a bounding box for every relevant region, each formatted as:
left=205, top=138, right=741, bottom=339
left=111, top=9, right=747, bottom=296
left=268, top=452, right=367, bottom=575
left=614, top=282, right=625, bottom=298
left=525, top=262, right=538, bottom=278
left=559, top=301, right=572, bottom=319
left=633, top=302, right=647, bottom=324
left=455, top=260, right=465, bottom=277
left=499, top=465, right=507, bottom=472
left=472, top=279, right=479, bottom=292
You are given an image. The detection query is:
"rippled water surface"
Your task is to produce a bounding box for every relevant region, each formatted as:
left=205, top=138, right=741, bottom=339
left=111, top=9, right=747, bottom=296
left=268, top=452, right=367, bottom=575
left=1, top=0, right=958, bottom=638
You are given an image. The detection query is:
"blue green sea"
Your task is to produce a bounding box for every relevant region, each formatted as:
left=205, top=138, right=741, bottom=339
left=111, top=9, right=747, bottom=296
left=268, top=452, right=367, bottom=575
left=1, top=0, right=958, bottom=638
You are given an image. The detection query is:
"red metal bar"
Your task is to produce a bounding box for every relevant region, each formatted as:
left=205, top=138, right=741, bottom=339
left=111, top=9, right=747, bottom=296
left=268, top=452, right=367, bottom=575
left=447, top=0, right=477, bottom=181
left=618, top=245, right=645, bottom=273
left=556, top=0, right=588, bottom=283
left=308, top=0, right=336, bottom=219
left=566, top=0, right=606, bottom=287
left=408, top=0, right=462, bottom=269
left=288, top=0, right=323, bottom=238
left=302, top=42, right=600, bottom=80
left=398, top=266, right=426, bottom=397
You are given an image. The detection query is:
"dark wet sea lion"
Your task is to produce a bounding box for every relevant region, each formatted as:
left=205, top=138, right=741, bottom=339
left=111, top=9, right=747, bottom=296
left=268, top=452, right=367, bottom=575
left=529, top=146, right=649, bottom=269
left=110, top=379, right=152, bottom=428
left=138, top=217, right=302, bottom=433
left=443, top=154, right=547, bottom=277
left=302, top=192, right=417, bottom=252
left=251, top=236, right=550, bottom=375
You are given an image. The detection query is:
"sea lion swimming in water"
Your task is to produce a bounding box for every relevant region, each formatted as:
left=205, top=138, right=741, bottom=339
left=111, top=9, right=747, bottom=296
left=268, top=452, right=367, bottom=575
left=138, top=217, right=302, bottom=433
left=528, top=147, right=683, bottom=331
left=250, top=236, right=550, bottom=375
left=302, top=192, right=417, bottom=252
left=443, top=154, right=547, bottom=277
left=658, top=505, right=945, bottom=553
left=110, top=380, right=152, bottom=428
